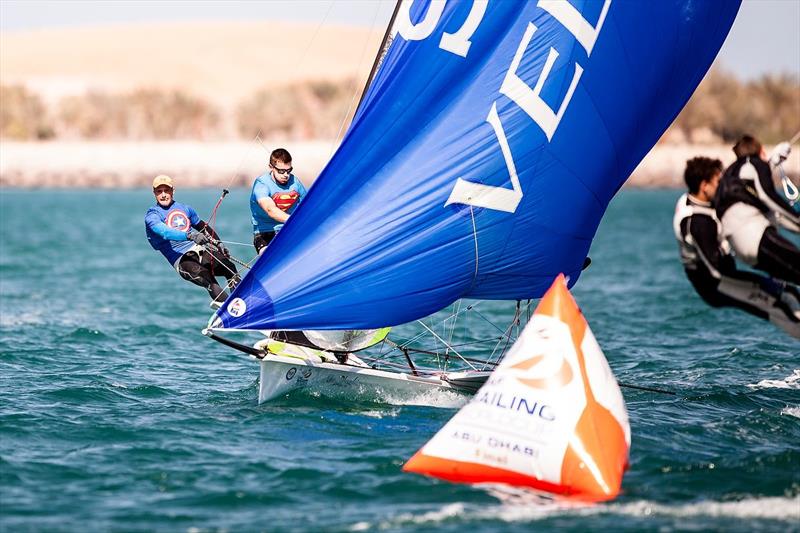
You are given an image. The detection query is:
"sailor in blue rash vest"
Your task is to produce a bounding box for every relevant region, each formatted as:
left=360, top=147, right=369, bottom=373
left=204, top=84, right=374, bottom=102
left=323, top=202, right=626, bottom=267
left=144, top=175, right=239, bottom=306
left=250, top=148, right=308, bottom=254
left=674, top=157, right=800, bottom=338
left=715, top=135, right=800, bottom=284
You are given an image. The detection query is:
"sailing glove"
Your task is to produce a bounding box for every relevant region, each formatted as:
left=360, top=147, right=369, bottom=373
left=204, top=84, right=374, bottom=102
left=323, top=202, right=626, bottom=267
left=770, top=141, right=791, bottom=166
left=188, top=230, right=209, bottom=245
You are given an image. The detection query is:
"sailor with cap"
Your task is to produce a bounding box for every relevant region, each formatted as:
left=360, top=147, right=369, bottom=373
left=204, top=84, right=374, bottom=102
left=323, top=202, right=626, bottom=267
left=144, top=175, right=239, bottom=307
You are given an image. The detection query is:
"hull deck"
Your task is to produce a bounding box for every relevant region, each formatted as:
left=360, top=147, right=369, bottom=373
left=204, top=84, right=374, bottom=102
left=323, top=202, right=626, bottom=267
left=255, top=353, right=490, bottom=403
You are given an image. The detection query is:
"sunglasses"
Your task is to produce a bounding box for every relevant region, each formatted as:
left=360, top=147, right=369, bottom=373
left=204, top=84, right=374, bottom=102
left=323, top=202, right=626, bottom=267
left=270, top=164, right=293, bottom=175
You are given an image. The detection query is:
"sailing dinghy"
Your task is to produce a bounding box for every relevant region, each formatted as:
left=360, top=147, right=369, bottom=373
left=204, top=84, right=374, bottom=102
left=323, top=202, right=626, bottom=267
left=208, top=301, right=530, bottom=403
left=204, top=0, right=740, bottom=403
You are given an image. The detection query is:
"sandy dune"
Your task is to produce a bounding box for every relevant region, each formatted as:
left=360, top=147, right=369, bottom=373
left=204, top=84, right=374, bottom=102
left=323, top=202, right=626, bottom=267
left=1, top=21, right=385, bottom=106
left=2, top=21, right=798, bottom=189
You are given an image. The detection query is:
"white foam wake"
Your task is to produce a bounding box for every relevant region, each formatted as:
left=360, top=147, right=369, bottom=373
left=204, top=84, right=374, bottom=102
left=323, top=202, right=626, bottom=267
left=748, top=369, right=800, bottom=390
left=383, top=388, right=468, bottom=409
left=780, top=406, right=800, bottom=419
left=605, top=496, right=800, bottom=521
left=349, top=495, right=800, bottom=529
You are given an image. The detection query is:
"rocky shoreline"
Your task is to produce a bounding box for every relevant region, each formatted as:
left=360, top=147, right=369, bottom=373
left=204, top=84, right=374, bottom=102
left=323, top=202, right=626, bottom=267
left=1, top=140, right=797, bottom=189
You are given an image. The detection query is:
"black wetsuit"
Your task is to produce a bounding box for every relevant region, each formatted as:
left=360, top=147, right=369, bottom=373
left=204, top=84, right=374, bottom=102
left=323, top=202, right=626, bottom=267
left=178, top=244, right=239, bottom=303
left=674, top=193, right=779, bottom=319
left=716, top=156, right=800, bottom=284
left=253, top=231, right=276, bottom=254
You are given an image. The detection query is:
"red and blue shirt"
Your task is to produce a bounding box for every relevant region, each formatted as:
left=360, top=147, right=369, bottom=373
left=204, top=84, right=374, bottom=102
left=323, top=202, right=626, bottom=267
left=144, top=201, right=201, bottom=265
left=250, top=173, right=307, bottom=233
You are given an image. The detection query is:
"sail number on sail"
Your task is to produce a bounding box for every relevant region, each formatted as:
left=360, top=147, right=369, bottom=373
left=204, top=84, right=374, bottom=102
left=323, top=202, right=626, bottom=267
left=395, top=0, right=611, bottom=213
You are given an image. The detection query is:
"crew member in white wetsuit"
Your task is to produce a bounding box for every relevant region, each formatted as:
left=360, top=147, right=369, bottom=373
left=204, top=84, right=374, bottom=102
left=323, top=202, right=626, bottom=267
left=714, top=135, right=800, bottom=284
left=674, top=157, right=800, bottom=338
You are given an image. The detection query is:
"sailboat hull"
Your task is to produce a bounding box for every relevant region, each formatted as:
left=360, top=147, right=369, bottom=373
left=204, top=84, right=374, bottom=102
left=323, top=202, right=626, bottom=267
left=256, top=354, right=490, bottom=404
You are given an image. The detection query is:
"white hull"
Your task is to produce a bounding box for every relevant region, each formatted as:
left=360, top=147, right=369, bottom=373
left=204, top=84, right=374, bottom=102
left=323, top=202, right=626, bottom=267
left=256, top=354, right=489, bottom=404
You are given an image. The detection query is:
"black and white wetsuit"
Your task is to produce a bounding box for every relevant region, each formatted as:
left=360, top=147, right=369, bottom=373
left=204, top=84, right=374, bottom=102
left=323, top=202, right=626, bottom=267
left=674, top=193, right=800, bottom=337
left=716, top=156, right=800, bottom=284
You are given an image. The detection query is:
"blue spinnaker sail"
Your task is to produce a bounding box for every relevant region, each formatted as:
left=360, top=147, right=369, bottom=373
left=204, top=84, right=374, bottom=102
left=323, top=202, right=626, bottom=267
left=215, top=0, right=740, bottom=331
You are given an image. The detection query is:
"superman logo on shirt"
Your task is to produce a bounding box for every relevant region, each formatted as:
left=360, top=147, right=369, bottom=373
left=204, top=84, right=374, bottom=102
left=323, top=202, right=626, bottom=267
left=272, top=191, right=300, bottom=211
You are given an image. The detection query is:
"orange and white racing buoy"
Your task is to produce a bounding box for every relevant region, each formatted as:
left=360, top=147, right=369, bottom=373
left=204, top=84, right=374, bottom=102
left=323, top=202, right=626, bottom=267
left=403, top=274, right=630, bottom=501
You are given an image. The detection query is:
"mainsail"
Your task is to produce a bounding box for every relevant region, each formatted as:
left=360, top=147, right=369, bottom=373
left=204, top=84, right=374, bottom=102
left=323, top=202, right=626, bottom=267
left=212, top=0, right=740, bottom=331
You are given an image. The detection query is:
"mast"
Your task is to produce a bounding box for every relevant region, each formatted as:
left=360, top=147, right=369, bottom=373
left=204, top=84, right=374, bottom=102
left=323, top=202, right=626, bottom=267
left=355, top=0, right=403, bottom=115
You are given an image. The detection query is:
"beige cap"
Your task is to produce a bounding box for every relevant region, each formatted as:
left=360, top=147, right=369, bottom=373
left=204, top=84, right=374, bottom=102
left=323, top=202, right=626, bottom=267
left=152, top=174, right=173, bottom=189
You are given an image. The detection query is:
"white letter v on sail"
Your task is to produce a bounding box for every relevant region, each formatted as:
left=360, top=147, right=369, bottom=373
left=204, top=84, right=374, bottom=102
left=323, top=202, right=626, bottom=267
left=444, top=103, right=522, bottom=213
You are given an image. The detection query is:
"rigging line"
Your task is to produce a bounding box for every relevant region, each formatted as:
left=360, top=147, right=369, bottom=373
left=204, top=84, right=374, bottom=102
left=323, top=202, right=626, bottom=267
left=487, top=301, right=522, bottom=364
left=432, top=300, right=520, bottom=360
left=373, top=338, right=404, bottom=365
left=778, top=164, right=799, bottom=203
left=202, top=246, right=249, bottom=276
left=360, top=355, right=440, bottom=375
left=432, top=337, right=508, bottom=350
left=202, top=248, right=236, bottom=277
left=225, top=254, right=252, bottom=271
left=375, top=339, right=428, bottom=373
left=470, top=307, right=517, bottom=339
left=485, top=310, right=519, bottom=368
left=205, top=241, right=250, bottom=274
left=218, top=1, right=333, bottom=214
left=446, top=300, right=462, bottom=355
left=403, top=302, right=481, bottom=349
left=329, top=1, right=386, bottom=159
left=294, top=1, right=336, bottom=78
left=202, top=130, right=267, bottom=247
left=429, top=314, right=444, bottom=370
left=219, top=131, right=268, bottom=207
left=398, top=345, right=502, bottom=366
left=216, top=240, right=256, bottom=248
left=618, top=382, right=676, bottom=396
left=468, top=206, right=480, bottom=292
left=253, top=132, right=271, bottom=157
left=417, top=321, right=478, bottom=371
left=379, top=336, right=508, bottom=364
left=487, top=322, right=512, bottom=362
left=355, top=0, right=402, bottom=115
left=774, top=129, right=800, bottom=204
left=399, top=337, right=510, bottom=353
left=397, top=303, right=477, bottom=361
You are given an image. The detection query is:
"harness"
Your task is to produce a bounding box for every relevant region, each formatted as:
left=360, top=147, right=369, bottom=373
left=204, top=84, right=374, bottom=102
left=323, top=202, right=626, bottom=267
left=673, top=193, right=728, bottom=271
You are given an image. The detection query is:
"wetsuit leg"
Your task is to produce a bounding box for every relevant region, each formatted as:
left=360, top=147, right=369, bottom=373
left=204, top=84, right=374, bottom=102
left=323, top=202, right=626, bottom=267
left=218, top=255, right=239, bottom=289
left=201, top=249, right=238, bottom=282
left=253, top=231, right=276, bottom=255
left=715, top=273, right=800, bottom=338
left=178, top=253, right=227, bottom=302
left=688, top=271, right=769, bottom=320
left=755, top=227, right=800, bottom=284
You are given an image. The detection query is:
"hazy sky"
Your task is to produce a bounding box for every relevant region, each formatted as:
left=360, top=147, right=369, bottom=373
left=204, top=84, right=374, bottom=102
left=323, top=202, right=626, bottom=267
left=1, top=0, right=798, bottom=80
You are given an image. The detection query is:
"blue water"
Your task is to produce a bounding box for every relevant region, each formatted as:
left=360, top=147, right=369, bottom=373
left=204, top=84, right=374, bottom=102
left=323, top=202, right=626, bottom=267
left=1, top=189, right=798, bottom=532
